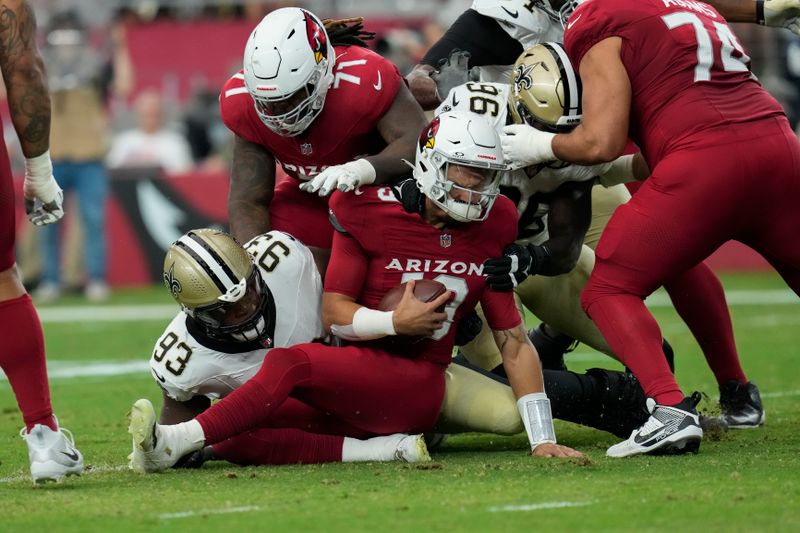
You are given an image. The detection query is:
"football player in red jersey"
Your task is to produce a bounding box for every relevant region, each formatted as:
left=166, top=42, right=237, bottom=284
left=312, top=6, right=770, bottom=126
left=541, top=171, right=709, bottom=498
left=127, top=112, right=582, bottom=472
left=0, top=0, right=83, bottom=483
left=220, top=8, right=427, bottom=272
left=500, top=0, right=800, bottom=457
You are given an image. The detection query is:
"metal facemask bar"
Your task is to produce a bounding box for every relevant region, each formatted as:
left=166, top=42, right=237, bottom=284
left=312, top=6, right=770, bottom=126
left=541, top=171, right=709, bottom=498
left=430, top=161, right=502, bottom=222
left=252, top=69, right=326, bottom=136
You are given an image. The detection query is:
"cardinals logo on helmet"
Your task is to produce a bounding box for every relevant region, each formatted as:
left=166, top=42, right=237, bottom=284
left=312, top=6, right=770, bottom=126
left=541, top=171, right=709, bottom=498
left=419, top=116, right=441, bottom=150
left=164, top=263, right=182, bottom=298
left=304, top=11, right=328, bottom=64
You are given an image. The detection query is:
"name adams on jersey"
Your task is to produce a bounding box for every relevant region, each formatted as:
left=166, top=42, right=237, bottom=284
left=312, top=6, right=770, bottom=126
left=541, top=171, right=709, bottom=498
left=150, top=231, right=323, bottom=402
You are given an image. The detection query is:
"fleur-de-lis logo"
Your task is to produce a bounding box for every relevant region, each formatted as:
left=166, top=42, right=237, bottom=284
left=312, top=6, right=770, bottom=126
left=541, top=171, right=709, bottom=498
left=514, top=62, right=537, bottom=92
left=164, top=263, right=182, bottom=298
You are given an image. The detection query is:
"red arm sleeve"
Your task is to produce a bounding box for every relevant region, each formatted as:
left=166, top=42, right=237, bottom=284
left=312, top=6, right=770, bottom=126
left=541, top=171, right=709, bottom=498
left=324, top=229, right=369, bottom=299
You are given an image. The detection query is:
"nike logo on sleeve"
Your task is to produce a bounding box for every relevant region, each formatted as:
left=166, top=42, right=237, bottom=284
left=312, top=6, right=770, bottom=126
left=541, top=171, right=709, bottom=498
left=373, top=71, right=382, bottom=91
left=567, top=13, right=583, bottom=30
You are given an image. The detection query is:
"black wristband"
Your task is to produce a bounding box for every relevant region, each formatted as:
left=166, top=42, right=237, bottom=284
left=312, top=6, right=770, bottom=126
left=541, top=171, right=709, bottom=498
left=756, top=0, right=766, bottom=25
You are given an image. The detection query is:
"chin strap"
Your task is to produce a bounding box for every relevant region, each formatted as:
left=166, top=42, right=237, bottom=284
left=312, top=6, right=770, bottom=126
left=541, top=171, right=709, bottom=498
left=756, top=0, right=766, bottom=24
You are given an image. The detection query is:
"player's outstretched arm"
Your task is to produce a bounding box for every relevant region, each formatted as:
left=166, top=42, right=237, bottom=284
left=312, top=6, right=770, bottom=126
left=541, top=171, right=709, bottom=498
left=228, top=135, right=276, bottom=244
left=492, top=323, right=584, bottom=458
left=709, top=0, right=800, bottom=35
left=159, top=392, right=210, bottom=425
left=366, top=83, right=428, bottom=184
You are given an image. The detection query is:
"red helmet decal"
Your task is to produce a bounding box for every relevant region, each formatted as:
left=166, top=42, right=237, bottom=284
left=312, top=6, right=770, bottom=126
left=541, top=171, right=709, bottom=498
left=419, top=116, right=440, bottom=150
left=304, top=12, right=328, bottom=64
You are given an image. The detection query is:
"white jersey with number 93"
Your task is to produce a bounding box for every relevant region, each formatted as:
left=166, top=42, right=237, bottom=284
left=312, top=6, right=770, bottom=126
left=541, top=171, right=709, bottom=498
left=150, top=231, right=323, bottom=402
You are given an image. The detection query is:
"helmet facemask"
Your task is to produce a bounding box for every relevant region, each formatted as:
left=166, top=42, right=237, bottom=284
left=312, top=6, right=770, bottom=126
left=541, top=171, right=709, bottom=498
left=190, top=267, right=272, bottom=345
left=251, top=65, right=331, bottom=137
left=425, top=157, right=502, bottom=223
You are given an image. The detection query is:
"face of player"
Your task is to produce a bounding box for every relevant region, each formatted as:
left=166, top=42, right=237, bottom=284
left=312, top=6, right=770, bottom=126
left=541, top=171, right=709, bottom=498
left=424, top=163, right=498, bottom=226
left=256, top=84, right=312, bottom=117
left=193, top=270, right=269, bottom=344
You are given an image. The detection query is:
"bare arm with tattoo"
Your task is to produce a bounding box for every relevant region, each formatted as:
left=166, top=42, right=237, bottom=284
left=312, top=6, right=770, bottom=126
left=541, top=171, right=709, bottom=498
left=0, top=0, right=48, bottom=157
left=0, top=0, right=63, bottom=225
left=227, top=135, right=276, bottom=244
left=492, top=323, right=583, bottom=458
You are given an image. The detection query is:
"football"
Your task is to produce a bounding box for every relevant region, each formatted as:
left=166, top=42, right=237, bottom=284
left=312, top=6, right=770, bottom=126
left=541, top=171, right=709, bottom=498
left=377, top=278, right=448, bottom=313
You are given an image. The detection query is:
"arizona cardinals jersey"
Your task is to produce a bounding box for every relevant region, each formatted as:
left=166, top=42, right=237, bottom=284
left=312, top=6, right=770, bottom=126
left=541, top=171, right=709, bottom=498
left=436, top=81, right=566, bottom=246
left=325, top=186, right=522, bottom=366
left=220, top=45, right=402, bottom=182
left=150, top=231, right=323, bottom=402
left=564, top=0, right=785, bottom=165
left=471, top=0, right=562, bottom=82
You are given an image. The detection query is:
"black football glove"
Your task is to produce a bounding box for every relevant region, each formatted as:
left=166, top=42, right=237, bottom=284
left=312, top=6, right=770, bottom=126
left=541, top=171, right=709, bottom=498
left=391, top=178, right=425, bottom=214
left=484, top=243, right=552, bottom=291
left=431, top=49, right=472, bottom=100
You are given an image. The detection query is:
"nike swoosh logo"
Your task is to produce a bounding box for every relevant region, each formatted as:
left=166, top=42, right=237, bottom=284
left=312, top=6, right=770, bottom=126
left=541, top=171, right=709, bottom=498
left=452, top=96, right=460, bottom=107
left=567, top=13, right=583, bottom=30
left=501, top=6, right=519, bottom=18
left=62, top=449, right=80, bottom=462
left=152, top=369, right=166, bottom=383
left=354, top=188, right=365, bottom=196
left=373, top=71, right=382, bottom=91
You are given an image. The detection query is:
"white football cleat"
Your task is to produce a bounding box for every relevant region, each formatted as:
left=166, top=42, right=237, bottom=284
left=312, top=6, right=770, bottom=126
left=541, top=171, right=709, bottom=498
left=21, top=420, right=84, bottom=484
left=607, top=393, right=703, bottom=458
left=394, top=434, right=432, bottom=463
left=128, top=398, right=179, bottom=473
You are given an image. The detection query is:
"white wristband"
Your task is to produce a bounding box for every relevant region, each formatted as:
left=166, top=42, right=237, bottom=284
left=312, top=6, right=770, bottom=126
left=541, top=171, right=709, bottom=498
left=598, top=154, right=635, bottom=187
left=350, top=158, right=377, bottom=186
left=330, top=306, right=395, bottom=341
left=24, top=150, right=53, bottom=185
left=517, top=392, right=557, bottom=450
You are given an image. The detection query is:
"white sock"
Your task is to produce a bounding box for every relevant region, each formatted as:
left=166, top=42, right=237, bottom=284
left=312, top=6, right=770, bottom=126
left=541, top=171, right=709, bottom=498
left=341, top=434, right=405, bottom=462
left=161, top=420, right=206, bottom=457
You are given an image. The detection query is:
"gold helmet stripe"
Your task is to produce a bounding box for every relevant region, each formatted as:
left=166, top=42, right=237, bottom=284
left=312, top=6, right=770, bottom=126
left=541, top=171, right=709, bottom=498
left=175, top=232, right=240, bottom=293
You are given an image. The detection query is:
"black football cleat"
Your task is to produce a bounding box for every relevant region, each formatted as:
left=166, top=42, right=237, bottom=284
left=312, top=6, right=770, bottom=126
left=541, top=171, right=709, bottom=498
left=527, top=324, right=576, bottom=371
left=719, top=380, right=765, bottom=429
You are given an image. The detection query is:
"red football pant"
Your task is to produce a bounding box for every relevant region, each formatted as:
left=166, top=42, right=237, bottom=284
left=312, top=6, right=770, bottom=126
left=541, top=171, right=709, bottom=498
left=213, top=428, right=344, bottom=465
left=582, top=117, right=800, bottom=405
left=196, top=343, right=446, bottom=445
left=0, top=294, right=56, bottom=430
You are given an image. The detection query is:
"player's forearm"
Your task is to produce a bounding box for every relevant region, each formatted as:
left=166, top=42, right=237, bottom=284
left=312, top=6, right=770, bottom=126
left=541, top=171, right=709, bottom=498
left=0, top=2, right=50, bottom=157
left=159, top=394, right=210, bottom=425
left=707, top=0, right=757, bottom=21
left=494, top=325, right=545, bottom=398
left=369, top=85, right=428, bottom=184
left=321, top=292, right=362, bottom=333
left=364, top=136, right=418, bottom=185
left=228, top=136, right=275, bottom=243
left=541, top=182, right=591, bottom=275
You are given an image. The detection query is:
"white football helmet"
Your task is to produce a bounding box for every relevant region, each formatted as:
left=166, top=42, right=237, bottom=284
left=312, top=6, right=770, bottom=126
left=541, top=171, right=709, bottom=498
left=243, top=8, right=334, bottom=136
left=413, top=111, right=506, bottom=222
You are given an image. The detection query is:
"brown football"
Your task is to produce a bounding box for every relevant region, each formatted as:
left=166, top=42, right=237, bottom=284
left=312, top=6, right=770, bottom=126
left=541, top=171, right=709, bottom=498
left=378, top=278, right=448, bottom=313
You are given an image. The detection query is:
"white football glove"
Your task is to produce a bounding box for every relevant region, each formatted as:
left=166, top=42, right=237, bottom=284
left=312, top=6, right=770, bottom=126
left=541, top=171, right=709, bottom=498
left=533, top=162, right=613, bottom=193
left=23, top=151, right=64, bottom=226
left=765, top=0, right=800, bottom=35
left=500, top=124, right=557, bottom=170
left=299, top=159, right=376, bottom=197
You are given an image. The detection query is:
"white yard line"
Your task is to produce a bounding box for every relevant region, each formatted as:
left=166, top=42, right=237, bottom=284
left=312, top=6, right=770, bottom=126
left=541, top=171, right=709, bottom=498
left=32, top=289, right=798, bottom=325
left=760, top=390, right=800, bottom=399
left=158, top=506, right=261, bottom=520
left=487, top=501, right=593, bottom=513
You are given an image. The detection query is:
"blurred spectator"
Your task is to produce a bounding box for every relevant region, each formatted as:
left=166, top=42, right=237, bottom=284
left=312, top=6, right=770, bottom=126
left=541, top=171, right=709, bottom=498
left=36, top=10, right=131, bottom=303
left=107, top=89, right=194, bottom=173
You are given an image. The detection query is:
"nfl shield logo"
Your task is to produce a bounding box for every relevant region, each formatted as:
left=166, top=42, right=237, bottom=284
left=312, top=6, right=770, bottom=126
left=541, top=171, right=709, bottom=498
left=440, top=234, right=452, bottom=248
left=300, top=143, right=313, bottom=155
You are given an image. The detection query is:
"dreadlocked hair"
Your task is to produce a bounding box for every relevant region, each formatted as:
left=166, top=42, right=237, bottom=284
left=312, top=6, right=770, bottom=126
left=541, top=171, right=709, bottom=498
left=323, top=17, right=375, bottom=48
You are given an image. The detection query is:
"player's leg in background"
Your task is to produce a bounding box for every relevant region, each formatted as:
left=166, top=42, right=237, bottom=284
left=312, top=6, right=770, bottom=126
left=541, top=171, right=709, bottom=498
left=74, top=161, right=109, bottom=300
left=438, top=357, right=648, bottom=439
left=584, top=183, right=631, bottom=250
left=456, top=303, right=503, bottom=371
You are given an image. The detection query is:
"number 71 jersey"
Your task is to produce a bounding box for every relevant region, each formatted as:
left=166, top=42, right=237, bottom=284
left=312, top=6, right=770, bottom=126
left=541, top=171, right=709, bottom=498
left=564, top=0, right=784, bottom=166
left=150, top=231, right=324, bottom=402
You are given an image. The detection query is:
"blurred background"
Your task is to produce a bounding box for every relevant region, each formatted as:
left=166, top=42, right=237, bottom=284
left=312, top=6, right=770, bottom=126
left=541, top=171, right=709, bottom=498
left=4, top=0, right=792, bottom=300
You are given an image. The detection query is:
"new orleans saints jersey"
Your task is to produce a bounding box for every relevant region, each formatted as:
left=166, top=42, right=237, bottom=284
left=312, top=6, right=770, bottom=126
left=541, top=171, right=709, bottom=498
left=471, top=0, right=563, bottom=83
left=436, top=81, right=558, bottom=246
left=150, top=231, right=324, bottom=402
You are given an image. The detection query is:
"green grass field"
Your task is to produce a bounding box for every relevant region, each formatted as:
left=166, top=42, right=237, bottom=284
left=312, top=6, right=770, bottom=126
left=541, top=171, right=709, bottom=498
left=0, top=273, right=798, bottom=532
